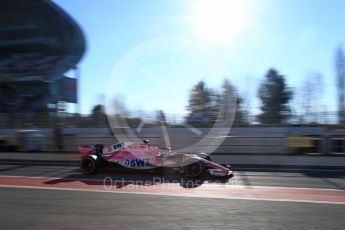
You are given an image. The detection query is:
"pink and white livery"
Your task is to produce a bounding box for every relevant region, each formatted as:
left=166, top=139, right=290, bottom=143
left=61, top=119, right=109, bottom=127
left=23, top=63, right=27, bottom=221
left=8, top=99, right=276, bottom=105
left=79, top=140, right=232, bottom=178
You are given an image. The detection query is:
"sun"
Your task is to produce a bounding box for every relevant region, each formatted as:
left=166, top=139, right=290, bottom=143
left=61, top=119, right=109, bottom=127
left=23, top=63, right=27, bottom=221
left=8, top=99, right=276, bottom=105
left=192, top=0, right=250, bottom=43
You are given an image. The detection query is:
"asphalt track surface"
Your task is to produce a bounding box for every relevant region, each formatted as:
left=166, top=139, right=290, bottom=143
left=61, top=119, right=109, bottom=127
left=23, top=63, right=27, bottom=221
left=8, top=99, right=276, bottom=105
left=0, top=159, right=344, bottom=229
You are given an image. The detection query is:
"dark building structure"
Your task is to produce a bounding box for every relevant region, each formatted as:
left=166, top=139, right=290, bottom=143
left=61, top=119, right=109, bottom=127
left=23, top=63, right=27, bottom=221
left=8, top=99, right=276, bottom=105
left=0, top=0, right=85, bottom=125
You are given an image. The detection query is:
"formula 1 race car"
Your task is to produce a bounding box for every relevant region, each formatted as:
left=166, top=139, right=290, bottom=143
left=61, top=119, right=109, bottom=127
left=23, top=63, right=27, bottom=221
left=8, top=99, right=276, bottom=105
left=79, top=140, right=232, bottom=178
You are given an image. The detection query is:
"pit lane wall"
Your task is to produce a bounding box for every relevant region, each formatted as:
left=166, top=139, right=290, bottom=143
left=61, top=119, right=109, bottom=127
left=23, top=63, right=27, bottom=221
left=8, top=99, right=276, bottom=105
left=1, top=127, right=345, bottom=156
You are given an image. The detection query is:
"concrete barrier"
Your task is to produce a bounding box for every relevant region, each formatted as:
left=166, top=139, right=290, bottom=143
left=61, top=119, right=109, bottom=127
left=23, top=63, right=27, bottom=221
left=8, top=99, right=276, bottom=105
left=0, top=127, right=345, bottom=155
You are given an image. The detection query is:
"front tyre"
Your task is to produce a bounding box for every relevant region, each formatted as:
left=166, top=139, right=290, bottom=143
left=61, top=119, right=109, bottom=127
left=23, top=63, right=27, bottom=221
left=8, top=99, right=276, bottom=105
left=184, top=160, right=204, bottom=178
left=80, top=156, right=100, bottom=174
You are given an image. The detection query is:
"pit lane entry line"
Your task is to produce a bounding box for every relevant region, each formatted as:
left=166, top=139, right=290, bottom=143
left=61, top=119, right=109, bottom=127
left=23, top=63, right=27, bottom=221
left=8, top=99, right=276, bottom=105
left=0, top=176, right=344, bottom=205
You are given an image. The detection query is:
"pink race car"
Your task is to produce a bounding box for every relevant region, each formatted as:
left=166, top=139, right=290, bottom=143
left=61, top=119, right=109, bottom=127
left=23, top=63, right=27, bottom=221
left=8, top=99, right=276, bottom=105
left=79, top=140, right=232, bottom=178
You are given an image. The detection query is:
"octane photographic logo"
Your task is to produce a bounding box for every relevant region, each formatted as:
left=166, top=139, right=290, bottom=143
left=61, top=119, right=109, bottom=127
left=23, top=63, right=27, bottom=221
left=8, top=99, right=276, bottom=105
left=103, top=176, right=241, bottom=191
left=105, top=36, right=237, bottom=159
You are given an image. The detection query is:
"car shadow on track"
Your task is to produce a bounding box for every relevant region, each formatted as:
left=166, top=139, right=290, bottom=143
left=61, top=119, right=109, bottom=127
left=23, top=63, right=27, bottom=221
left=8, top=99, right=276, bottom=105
left=44, top=168, right=232, bottom=189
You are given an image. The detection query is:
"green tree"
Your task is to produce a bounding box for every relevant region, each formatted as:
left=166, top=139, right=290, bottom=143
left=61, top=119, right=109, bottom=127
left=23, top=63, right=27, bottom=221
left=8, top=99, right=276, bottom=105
left=186, top=81, right=216, bottom=126
left=301, top=72, right=324, bottom=124
left=233, top=96, right=248, bottom=127
left=90, top=104, right=108, bottom=127
left=218, top=79, right=237, bottom=127
left=156, top=110, right=167, bottom=126
left=336, top=46, right=345, bottom=123
left=258, top=69, right=293, bottom=125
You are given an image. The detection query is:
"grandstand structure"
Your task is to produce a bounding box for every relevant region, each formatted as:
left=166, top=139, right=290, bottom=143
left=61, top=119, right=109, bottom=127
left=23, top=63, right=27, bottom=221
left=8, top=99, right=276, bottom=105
left=0, top=0, right=85, bottom=126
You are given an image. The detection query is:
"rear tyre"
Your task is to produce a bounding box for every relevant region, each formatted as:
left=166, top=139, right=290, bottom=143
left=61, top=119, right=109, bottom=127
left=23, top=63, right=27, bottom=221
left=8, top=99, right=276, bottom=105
left=80, top=156, right=100, bottom=174
left=184, top=160, right=204, bottom=178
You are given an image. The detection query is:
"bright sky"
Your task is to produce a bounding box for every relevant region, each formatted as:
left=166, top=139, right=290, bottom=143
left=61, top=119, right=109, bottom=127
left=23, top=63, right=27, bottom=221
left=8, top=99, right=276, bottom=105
left=53, top=0, right=345, bottom=117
